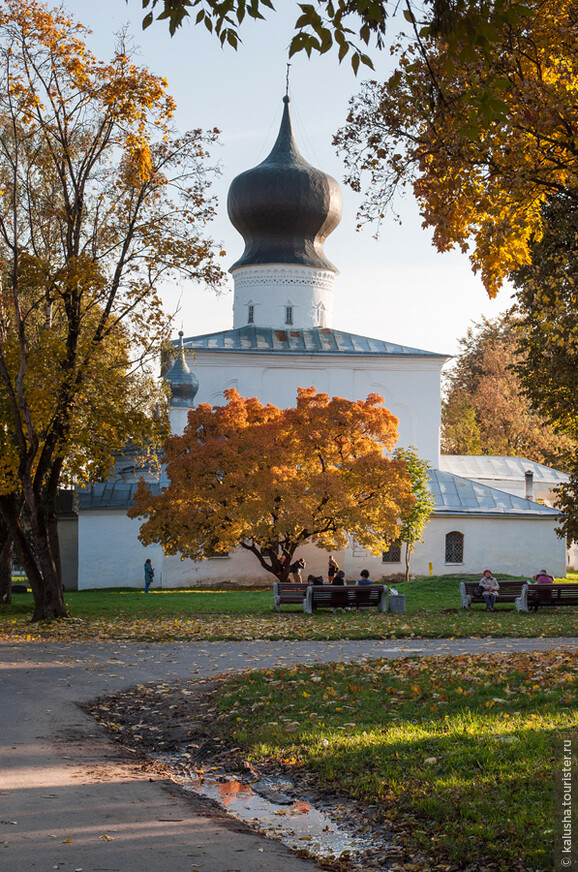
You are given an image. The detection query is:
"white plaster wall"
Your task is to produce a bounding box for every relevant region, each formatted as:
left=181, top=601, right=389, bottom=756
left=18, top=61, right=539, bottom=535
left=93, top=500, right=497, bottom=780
left=78, top=508, right=347, bottom=589
left=78, top=505, right=565, bottom=588
left=567, top=543, right=578, bottom=572
left=232, top=265, right=335, bottom=329
left=187, top=350, right=444, bottom=466
left=78, top=511, right=163, bottom=590
left=168, top=406, right=191, bottom=436
left=345, top=515, right=566, bottom=580
left=163, top=542, right=345, bottom=587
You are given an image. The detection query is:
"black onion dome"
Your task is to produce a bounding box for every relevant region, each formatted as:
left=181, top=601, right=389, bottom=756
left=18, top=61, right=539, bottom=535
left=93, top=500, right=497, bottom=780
left=165, top=332, right=199, bottom=407
left=227, top=96, right=342, bottom=272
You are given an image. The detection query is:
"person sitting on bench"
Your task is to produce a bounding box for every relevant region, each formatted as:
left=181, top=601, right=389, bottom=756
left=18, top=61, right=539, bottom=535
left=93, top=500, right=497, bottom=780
left=479, top=569, right=499, bottom=611
left=355, top=569, right=372, bottom=586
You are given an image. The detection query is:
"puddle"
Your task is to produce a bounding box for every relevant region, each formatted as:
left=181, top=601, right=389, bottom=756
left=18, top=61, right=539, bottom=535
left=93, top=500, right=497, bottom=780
left=156, top=756, right=378, bottom=859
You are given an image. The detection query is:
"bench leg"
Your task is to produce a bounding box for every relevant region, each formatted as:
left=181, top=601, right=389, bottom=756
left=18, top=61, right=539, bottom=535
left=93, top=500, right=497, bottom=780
left=515, top=584, right=528, bottom=613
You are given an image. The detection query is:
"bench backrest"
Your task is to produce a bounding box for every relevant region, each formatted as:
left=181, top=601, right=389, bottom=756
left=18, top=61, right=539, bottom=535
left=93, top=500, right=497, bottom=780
left=275, top=582, right=310, bottom=595
left=462, top=580, right=528, bottom=596
left=528, top=583, right=578, bottom=603
left=310, top=584, right=384, bottom=603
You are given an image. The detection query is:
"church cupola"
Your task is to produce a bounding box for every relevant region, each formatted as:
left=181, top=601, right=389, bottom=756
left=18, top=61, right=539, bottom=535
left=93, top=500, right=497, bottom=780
left=165, top=331, right=198, bottom=433
left=227, top=96, right=342, bottom=330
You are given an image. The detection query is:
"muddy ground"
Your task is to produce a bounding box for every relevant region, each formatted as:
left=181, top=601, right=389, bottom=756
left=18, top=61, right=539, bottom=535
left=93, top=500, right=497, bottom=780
left=84, top=678, right=531, bottom=872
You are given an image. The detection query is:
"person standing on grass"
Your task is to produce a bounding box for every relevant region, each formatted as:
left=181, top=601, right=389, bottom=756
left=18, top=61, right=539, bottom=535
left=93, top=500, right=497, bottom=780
left=479, top=569, right=499, bottom=611
left=144, top=558, right=155, bottom=593
left=328, top=555, right=339, bottom=584
left=289, top=557, right=305, bottom=583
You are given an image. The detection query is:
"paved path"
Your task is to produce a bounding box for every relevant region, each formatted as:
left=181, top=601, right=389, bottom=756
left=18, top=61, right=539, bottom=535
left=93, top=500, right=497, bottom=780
left=2, top=637, right=577, bottom=871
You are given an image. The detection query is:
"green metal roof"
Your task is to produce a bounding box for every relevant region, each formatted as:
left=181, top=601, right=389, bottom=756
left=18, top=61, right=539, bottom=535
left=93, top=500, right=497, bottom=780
left=180, top=326, right=448, bottom=358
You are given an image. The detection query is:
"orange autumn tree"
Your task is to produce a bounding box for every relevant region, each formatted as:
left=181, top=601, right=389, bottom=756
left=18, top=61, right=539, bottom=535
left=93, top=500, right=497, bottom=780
left=130, top=388, right=414, bottom=579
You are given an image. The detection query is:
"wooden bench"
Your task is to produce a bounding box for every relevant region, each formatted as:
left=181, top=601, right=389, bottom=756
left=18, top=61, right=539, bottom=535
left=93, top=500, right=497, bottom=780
left=304, top=584, right=387, bottom=614
left=273, top=582, right=310, bottom=612
left=527, top=582, right=578, bottom=611
left=460, top=580, right=530, bottom=612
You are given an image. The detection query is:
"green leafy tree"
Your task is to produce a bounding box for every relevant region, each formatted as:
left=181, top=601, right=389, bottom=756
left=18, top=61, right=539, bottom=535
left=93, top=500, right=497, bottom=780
left=392, top=446, right=435, bottom=582
left=512, top=194, right=578, bottom=540
left=0, top=0, right=224, bottom=620
left=137, top=0, right=534, bottom=77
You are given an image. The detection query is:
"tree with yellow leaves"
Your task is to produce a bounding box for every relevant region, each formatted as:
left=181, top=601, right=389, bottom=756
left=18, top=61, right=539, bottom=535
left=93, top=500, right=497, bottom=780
left=0, top=1, right=224, bottom=619
left=129, top=388, right=414, bottom=579
left=334, top=0, right=578, bottom=297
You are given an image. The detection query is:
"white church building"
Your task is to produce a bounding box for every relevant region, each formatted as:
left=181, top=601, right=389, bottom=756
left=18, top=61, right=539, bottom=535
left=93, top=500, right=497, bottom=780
left=72, top=97, right=566, bottom=589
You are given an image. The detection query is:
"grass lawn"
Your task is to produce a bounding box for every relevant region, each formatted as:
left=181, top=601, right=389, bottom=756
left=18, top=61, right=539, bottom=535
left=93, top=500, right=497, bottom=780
left=1, top=575, right=577, bottom=641
left=210, top=648, right=577, bottom=871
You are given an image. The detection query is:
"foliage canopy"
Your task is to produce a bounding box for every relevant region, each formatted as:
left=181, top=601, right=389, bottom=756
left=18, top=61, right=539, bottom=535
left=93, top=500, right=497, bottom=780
left=441, top=315, right=574, bottom=468
left=0, top=1, right=224, bottom=618
left=334, top=0, right=578, bottom=296
left=130, top=387, right=414, bottom=579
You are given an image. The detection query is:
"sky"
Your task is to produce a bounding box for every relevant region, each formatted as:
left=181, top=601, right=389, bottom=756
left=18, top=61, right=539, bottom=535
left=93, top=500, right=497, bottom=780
left=66, top=0, right=513, bottom=357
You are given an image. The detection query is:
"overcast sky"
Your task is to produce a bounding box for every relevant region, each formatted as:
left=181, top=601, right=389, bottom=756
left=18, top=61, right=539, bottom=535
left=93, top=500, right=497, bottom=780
left=66, top=0, right=512, bottom=357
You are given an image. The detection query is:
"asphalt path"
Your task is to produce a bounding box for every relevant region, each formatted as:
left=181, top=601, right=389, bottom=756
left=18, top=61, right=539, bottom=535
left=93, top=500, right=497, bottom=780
left=2, top=636, right=577, bottom=871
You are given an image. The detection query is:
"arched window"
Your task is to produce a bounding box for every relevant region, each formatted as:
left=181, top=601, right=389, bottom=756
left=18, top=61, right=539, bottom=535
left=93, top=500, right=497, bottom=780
left=445, top=531, right=464, bottom=564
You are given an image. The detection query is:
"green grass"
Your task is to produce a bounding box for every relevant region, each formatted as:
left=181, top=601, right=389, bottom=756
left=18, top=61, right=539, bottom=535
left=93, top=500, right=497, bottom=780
left=2, top=575, right=577, bottom=641
left=210, top=649, right=577, bottom=871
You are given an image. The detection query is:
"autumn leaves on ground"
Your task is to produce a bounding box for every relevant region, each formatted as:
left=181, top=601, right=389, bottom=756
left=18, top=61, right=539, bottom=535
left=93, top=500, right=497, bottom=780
left=3, top=579, right=576, bottom=870
left=212, top=650, right=576, bottom=872
left=87, top=644, right=577, bottom=872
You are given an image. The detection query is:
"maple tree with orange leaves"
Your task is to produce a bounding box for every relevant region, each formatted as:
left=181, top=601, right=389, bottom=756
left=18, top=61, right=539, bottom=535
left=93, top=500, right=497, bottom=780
left=130, top=388, right=415, bottom=580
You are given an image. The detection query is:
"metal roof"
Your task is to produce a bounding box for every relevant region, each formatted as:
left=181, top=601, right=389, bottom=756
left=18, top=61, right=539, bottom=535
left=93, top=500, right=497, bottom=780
left=429, top=468, right=562, bottom=517
left=76, top=481, right=162, bottom=511
left=439, top=455, right=569, bottom=485
left=180, top=326, right=448, bottom=358
left=77, top=467, right=558, bottom=517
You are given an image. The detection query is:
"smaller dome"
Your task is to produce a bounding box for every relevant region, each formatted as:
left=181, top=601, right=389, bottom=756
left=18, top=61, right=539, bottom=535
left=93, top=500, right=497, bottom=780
left=165, top=332, right=199, bottom=408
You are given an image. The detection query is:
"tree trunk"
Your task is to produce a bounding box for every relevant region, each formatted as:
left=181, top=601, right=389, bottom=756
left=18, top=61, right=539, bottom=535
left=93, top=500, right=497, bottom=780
left=0, top=494, right=67, bottom=620
left=0, top=512, right=13, bottom=605
left=404, top=543, right=411, bottom=584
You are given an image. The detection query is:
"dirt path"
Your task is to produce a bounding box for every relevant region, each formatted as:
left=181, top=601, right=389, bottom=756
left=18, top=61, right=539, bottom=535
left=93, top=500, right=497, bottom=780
left=2, top=637, right=576, bottom=871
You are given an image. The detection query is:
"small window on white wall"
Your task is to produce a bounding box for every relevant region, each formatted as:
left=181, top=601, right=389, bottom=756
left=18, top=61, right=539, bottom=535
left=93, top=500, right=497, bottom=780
left=445, top=531, right=464, bottom=563
left=285, top=305, right=293, bottom=325
left=316, top=304, right=326, bottom=327
left=382, top=541, right=402, bottom=563
left=247, top=304, right=254, bottom=324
